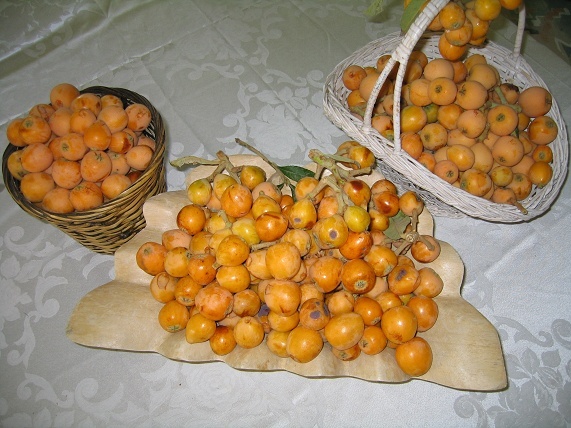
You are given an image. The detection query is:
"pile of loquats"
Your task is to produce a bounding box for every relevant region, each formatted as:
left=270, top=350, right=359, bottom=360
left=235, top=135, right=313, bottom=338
left=5, top=83, right=158, bottom=213
left=404, top=0, right=524, bottom=62
left=136, top=140, right=444, bottom=377
left=343, top=0, right=557, bottom=213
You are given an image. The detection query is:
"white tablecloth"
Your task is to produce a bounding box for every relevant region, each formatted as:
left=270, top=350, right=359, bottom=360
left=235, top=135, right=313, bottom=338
left=1, top=1, right=570, bottom=426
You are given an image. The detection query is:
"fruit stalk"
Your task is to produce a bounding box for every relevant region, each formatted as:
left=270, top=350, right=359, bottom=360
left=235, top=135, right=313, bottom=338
left=235, top=138, right=295, bottom=192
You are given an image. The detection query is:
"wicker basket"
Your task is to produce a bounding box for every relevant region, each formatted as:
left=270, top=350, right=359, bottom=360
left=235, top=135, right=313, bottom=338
left=2, top=86, right=167, bottom=254
left=323, top=0, right=568, bottom=222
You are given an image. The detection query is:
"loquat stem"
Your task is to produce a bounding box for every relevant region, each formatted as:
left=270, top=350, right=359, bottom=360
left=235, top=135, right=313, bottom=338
left=335, top=146, right=350, bottom=157
left=417, top=234, right=435, bottom=251
left=308, top=149, right=351, bottom=184
left=170, top=155, right=220, bottom=169
left=204, top=160, right=228, bottom=182
left=393, top=240, right=411, bottom=256
left=235, top=138, right=294, bottom=191
left=306, top=174, right=335, bottom=202
left=394, top=208, right=435, bottom=256
left=490, top=87, right=522, bottom=113
left=411, top=208, right=418, bottom=228
left=250, top=241, right=278, bottom=251
left=476, top=122, right=490, bottom=143
left=218, top=210, right=233, bottom=229
left=509, top=198, right=528, bottom=215
left=411, top=208, right=434, bottom=250
left=494, top=86, right=509, bottom=106
left=337, top=189, right=352, bottom=216
left=230, top=165, right=244, bottom=174
left=216, top=151, right=240, bottom=182
left=313, top=164, right=325, bottom=181
left=347, top=166, right=373, bottom=177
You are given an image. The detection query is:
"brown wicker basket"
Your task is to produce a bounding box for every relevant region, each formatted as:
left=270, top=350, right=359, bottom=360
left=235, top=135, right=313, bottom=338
left=323, top=0, right=568, bottom=222
left=2, top=86, right=166, bottom=254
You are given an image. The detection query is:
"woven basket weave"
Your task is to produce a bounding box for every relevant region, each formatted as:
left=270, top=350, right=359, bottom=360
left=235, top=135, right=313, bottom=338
left=2, top=86, right=166, bottom=254
left=323, top=0, right=568, bottom=222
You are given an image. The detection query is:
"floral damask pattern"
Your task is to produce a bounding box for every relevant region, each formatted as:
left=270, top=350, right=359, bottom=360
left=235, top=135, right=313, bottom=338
left=455, top=317, right=571, bottom=427
left=2, top=0, right=571, bottom=426
left=221, top=71, right=345, bottom=160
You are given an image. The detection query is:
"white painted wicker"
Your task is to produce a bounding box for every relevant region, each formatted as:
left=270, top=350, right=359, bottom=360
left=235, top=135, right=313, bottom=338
left=323, top=0, right=568, bottom=222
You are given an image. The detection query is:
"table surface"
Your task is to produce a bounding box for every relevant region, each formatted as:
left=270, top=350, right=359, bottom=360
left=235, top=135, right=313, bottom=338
left=1, top=1, right=570, bottom=427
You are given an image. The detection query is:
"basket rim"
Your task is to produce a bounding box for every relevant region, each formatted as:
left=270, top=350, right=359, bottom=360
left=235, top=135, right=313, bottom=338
left=2, top=86, right=166, bottom=221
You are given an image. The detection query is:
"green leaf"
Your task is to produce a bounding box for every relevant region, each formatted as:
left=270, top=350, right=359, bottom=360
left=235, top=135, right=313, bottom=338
left=384, top=210, right=411, bottom=241
left=278, top=165, right=315, bottom=182
left=349, top=103, right=367, bottom=119
left=400, top=0, right=426, bottom=32
left=364, top=0, right=385, bottom=19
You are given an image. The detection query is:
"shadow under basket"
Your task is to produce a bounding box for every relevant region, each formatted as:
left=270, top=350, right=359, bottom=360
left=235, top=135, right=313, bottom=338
left=2, top=86, right=167, bottom=254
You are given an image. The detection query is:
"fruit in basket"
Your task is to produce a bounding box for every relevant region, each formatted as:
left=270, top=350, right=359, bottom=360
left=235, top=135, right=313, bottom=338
left=80, top=150, right=112, bottom=182
left=528, top=161, right=553, bottom=188
left=5, top=83, right=159, bottom=213
left=342, top=65, right=368, bottom=91
left=125, top=144, right=154, bottom=171
left=459, top=168, right=493, bottom=196
left=473, top=0, right=502, bottom=21
left=41, top=187, right=74, bottom=214
left=528, top=116, right=558, bottom=145
left=69, top=181, right=104, bottom=211
left=50, top=83, right=80, bottom=109
left=125, top=103, right=152, bottom=132
left=71, top=92, right=102, bottom=115
left=487, top=104, right=518, bottom=136
left=84, top=120, right=111, bottom=151
left=491, top=135, right=524, bottom=167
left=402, top=0, right=511, bottom=60
left=51, top=159, right=82, bottom=189
left=101, top=173, right=132, bottom=199
left=19, top=115, right=52, bottom=145
left=341, top=33, right=559, bottom=212
left=439, top=1, right=465, bottom=30
left=19, top=172, right=55, bottom=203
left=7, top=118, right=26, bottom=147
left=438, top=34, right=468, bottom=61
left=20, top=142, right=54, bottom=172
left=70, top=108, right=97, bottom=135
left=428, top=77, right=457, bottom=105
left=434, top=159, right=459, bottom=183
left=517, top=86, right=552, bottom=117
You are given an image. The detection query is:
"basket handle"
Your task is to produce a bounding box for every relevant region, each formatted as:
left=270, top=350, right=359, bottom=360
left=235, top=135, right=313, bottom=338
left=362, top=0, right=448, bottom=150
left=513, top=2, right=526, bottom=57
left=362, top=0, right=527, bottom=154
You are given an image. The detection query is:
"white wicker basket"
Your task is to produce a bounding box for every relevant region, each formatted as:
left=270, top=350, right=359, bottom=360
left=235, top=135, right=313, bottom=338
left=323, top=0, right=568, bottom=222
